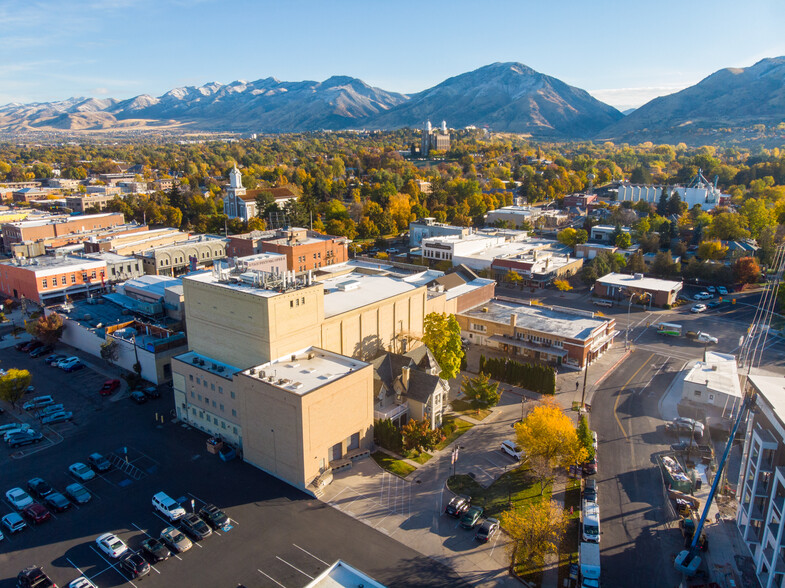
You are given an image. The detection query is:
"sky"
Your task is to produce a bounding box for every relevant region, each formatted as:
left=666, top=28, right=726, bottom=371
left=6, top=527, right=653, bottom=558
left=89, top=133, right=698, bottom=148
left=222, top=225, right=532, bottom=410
left=1, top=0, right=784, bottom=112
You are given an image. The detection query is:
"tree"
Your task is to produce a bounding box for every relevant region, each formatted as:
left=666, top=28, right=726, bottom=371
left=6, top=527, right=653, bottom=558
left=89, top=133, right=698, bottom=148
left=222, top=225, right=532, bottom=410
left=652, top=251, right=676, bottom=277
left=460, top=372, right=500, bottom=411
left=100, top=339, right=120, bottom=364
left=706, top=212, right=750, bottom=241
left=697, top=240, right=728, bottom=261
left=657, top=187, right=669, bottom=216
left=553, top=278, right=572, bottom=293
left=529, top=455, right=555, bottom=495
left=627, top=250, right=646, bottom=274
left=401, top=419, right=443, bottom=454
left=422, top=313, right=464, bottom=380
left=506, top=270, right=523, bottom=287
left=557, top=227, right=578, bottom=248
left=0, top=369, right=32, bottom=409
left=576, top=415, right=594, bottom=460
left=515, top=397, right=587, bottom=469
left=373, top=418, right=403, bottom=453
left=615, top=232, right=632, bottom=249
left=501, top=500, right=567, bottom=565
left=255, top=190, right=276, bottom=217
left=733, top=256, right=761, bottom=285
left=25, top=312, right=64, bottom=346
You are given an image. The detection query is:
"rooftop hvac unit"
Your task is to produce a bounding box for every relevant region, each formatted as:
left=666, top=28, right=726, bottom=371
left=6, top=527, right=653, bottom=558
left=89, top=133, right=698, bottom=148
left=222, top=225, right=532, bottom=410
left=192, top=357, right=199, bottom=364
left=259, top=370, right=265, bottom=378
left=307, top=352, right=315, bottom=360
left=249, top=368, right=256, bottom=375
left=217, top=366, right=224, bottom=373
left=290, top=382, right=303, bottom=390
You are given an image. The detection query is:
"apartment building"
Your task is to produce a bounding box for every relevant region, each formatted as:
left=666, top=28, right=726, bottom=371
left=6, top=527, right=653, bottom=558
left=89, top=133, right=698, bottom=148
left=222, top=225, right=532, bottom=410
left=0, top=256, right=107, bottom=303
left=65, top=194, right=118, bottom=213
left=736, top=374, right=785, bottom=588
left=457, top=299, right=617, bottom=369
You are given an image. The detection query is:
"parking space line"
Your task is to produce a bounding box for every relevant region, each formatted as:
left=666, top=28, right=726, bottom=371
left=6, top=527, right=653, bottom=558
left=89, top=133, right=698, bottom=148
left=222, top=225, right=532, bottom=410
left=258, top=569, right=287, bottom=587
left=89, top=545, right=139, bottom=587
left=65, top=557, right=94, bottom=581
left=292, top=543, right=328, bottom=566
left=275, top=556, right=314, bottom=579
left=132, top=522, right=183, bottom=561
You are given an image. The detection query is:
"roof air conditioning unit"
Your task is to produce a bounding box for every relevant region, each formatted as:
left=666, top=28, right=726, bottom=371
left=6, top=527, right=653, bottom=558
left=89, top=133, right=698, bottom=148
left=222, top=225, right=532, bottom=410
left=307, top=352, right=315, bottom=360
left=192, top=357, right=199, bottom=364
left=481, top=307, right=488, bottom=312
left=259, top=370, right=265, bottom=378
left=249, top=368, right=256, bottom=375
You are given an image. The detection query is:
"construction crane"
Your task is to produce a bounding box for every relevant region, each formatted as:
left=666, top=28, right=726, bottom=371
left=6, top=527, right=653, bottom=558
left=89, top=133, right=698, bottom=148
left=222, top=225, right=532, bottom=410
left=675, top=244, right=784, bottom=576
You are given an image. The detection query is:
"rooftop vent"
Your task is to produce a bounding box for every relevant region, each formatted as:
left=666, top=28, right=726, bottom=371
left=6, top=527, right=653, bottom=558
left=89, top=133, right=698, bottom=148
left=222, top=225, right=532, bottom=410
left=307, top=352, right=315, bottom=360
left=287, top=363, right=300, bottom=368
left=192, top=357, right=199, bottom=364
left=481, top=307, right=488, bottom=313
left=289, top=382, right=303, bottom=390
left=249, top=368, right=256, bottom=375
left=337, top=279, right=361, bottom=291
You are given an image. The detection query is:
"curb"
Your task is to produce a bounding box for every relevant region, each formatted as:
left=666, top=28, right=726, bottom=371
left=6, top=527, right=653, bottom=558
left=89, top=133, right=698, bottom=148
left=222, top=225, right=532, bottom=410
left=593, top=349, right=632, bottom=389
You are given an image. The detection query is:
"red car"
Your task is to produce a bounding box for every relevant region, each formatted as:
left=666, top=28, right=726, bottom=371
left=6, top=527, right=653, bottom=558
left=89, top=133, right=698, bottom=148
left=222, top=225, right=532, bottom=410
left=22, top=502, right=51, bottom=525
left=100, top=379, right=121, bottom=396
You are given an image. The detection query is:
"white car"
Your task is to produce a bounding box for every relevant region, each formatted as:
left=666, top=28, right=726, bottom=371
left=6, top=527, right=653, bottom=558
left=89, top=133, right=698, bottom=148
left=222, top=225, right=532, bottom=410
left=707, top=286, right=716, bottom=294
left=717, top=286, right=729, bottom=295
left=69, top=462, right=96, bottom=481
left=69, top=577, right=98, bottom=588
left=500, top=440, right=523, bottom=460
left=0, top=423, right=31, bottom=435
left=697, top=333, right=719, bottom=344
left=2, top=512, right=26, bottom=533
left=54, top=356, right=79, bottom=368
left=691, top=304, right=707, bottom=313
left=96, top=532, right=128, bottom=558
left=3, top=426, right=34, bottom=442
left=5, top=487, right=34, bottom=509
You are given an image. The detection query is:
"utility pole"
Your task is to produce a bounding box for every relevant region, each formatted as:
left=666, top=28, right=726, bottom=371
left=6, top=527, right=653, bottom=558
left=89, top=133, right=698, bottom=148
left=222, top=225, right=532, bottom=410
left=580, top=357, right=590, bottom=411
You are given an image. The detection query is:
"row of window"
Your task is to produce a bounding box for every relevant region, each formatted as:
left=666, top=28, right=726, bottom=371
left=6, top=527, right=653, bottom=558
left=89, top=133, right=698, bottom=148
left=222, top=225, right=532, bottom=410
left=290, top=297, right=306, bottom=308
left=188, top=373, right=235, bottom=398
left=41, top=271, right=98, bottom=289
left=190, top=407, right=239, bottom=436
left=425, top=249, right=451, bottom=260
left=189, top=390, right=238, bottom=417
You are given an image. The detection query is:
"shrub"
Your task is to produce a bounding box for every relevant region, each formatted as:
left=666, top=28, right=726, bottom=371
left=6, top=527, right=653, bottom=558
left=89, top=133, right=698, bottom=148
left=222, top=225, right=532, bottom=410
left=373, top=418, right=403, bottom=453
left=479, top=355, right=556, bottom=395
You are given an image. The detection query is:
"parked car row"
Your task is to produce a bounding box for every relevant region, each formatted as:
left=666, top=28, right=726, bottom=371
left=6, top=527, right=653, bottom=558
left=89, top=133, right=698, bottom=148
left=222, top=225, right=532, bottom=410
left=444, top=494, right=500, bottom=543
left=692, top=285, right=729, bottom=300
left=21, top=394, right=74, bottom=426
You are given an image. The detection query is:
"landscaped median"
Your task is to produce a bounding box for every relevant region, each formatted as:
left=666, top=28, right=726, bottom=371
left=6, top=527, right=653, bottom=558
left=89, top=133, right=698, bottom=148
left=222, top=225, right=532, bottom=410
left=450, top=398, right=492, bottom=421
left=371, top=451, right=416, bottom=478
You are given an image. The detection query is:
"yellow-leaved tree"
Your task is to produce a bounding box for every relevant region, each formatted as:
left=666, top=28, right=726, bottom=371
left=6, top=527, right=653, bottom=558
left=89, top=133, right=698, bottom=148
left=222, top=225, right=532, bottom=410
left=515, top=397, right=587, bottom=469
left=501, top=499, right=567, bottom=567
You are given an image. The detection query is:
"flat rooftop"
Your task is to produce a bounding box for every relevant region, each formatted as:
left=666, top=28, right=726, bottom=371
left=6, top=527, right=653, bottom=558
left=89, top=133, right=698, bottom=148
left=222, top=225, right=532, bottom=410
left=684, top=352, right=741, bottom=397
left=461, top=300, right=610, bottom=340
left=121, top=275, right=182, bottom=298
left=749, top=373, right=785, bottom=424
left=1, top=255, right=105, bottom=275
left=243, top=347, right=368, bottom=395
left=456, top=239, right=567, bottom=263
left=319, top=271, right=421, bottom=317
left=304, top=560, right=386, bottom=588
left=184, top=267, right=311, bottom=299
left=176, top=350, right=241, bottom=380
left=139, top=234, right=226, bottom=256
left=597, top=272, right=682, bottom=292
left=237, top=252, right=286, bottom=262
left=4, top=212, right=118, bottom=228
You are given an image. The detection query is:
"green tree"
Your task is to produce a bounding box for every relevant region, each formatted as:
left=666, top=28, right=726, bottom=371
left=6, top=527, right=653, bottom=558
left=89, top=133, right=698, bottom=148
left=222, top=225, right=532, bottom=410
left=0, top=369, right=32, bottom=410
left=460, top=372, right=500, bottom=411
left=576, top=415, right=594, bottom=460
left=657, top=187, right=669, bottom=216
left=422, top=313, right=464, bottom=380
left=615, top=232, right=632, bottom=248
left=255, top=190, right=276, bottom=218
left=373, top=418, right=403, bottom=453
left=25, top=312, right=64, bottom=346
left=627, top=250, right=646, bottom=274
left=707, top=212, right=750, bottom=241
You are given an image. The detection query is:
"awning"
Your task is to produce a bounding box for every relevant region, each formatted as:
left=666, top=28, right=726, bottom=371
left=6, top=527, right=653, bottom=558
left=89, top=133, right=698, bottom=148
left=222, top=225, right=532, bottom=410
left=488, top=335, right=568, bottom=357
left=590, top=330, right=619, bottom=352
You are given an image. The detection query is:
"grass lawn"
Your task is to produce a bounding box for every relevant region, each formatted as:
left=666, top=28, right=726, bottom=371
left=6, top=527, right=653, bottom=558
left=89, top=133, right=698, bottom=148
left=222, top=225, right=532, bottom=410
left=450, top=398, right=492, bottom=421
left=557, top=477, right=582, bottom=587
left=371, top=451, right=416, bottom=478
left=435, top=415, right=474, bottom=451
left=402, top=450, right=432, bottom=465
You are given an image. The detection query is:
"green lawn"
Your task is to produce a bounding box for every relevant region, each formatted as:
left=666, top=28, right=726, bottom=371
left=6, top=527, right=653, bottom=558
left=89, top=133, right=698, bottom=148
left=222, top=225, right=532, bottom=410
left=447, top=465, right=551, bottom=520
left=557, top=478, right=582, bottom=587
left=435, top=415, right=474, bottom=451
left=450, top=398, right=492, bottom=421
left=402, top=450, right=432, bottom=465
left=371, top=451, right=416, bottom=478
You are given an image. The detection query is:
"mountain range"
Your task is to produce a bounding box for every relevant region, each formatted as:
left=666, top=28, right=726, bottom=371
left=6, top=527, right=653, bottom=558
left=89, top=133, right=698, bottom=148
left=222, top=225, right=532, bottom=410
left=0, top=58, right=783, bottom=142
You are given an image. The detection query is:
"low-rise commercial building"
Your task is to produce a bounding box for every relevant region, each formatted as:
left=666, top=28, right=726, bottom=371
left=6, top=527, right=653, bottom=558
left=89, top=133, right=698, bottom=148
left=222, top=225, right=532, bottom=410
left=486, top=205, right=569, bottom=228
left=409, top=218, right=470, bottom=247
left=83, top=252, right=144, bottom=283
left=0, top=256, right=107, bottom=304
left=594, top=272, right=682, bottom=307
left=681, top=352, right=742, bottom=418
left=138, top=235, right=228, bottom=276
left=563, top=193, right=598, bottom=208
left=256, top=227, right=349, bottom=273
left=590, top=225, right=633, bottom=243
left=457, top=299, right=617, bottom=369
left=2, top=212, right=125, bottom=252
left=492, top=250, right=583, bottom=289
left=65, top=194, right=118, bottom=213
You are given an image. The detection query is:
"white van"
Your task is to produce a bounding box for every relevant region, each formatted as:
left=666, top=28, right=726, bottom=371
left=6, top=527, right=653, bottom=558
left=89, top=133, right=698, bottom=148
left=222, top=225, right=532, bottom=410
left=582, top=501, right=600, bottom=543
left=152, top=491, right=186, bottom=521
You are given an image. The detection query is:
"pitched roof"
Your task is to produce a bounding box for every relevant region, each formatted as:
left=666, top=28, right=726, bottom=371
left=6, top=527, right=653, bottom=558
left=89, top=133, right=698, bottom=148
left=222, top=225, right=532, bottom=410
left=371, top=353, right=413, bottom=396
left=405, top=370, right=443, bottom=403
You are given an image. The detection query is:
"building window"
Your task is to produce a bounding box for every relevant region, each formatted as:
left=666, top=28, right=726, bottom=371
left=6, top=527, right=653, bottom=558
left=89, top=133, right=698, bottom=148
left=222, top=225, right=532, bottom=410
left=91, top=271, right=96, bottom=278
left=212, top=400, right=216, bottom=408
left=203, top=380, right=207, bottom=387
left=470, top=323, right=486, bottom=333
left=221, top=422, right=226, bottom=429
left=213, top=417, right=218, bottom=425
left=231, top=409, right=237, bottom=417
left=219, top=404, right=224, bottom=412
left=190, top=391, right=194, bottom=398
left=189, top=374, right=193, bottom=381
left=205, top=397, right=209, bottom=405
left=290, top=301, right=294, bottom=308
left=230, top=391, right=236, bottom=399
left=197, top=394, right=202, bottom=402
left=694, top=390, right=702, bottom=397
left=196, top=377, right=201, bottom=385
left=71, top=274, right=76, bottom=283
left=42, top=279, right=47, bottom=288
left=211, top=383, right=215, bottom=391
left=302, top=297, right=305, bottom=304
left=218, top=386, right=223, bottom=394
left=233, top=427, right=238, bottom=434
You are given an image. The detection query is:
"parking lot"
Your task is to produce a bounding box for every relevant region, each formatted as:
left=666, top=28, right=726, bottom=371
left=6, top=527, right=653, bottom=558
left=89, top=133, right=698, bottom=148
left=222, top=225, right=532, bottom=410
left=0, top=340, right=464, bottom=588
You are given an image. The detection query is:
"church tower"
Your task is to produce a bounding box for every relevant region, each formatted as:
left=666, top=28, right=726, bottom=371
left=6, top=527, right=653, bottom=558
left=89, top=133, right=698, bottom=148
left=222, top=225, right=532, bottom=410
left=421, top=120, right=432, bottom=157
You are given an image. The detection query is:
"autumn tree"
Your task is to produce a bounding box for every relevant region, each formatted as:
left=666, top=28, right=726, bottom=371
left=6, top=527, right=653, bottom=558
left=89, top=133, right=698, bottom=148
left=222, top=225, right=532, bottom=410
left=0, top=369, right=32, bottom=410
left=515, top=397, right=587, bottom=469
left=697, top=239, right=728, bottom=261
left=706, top=212, right=750, bottom=241
left=576, top=414, right=594, bottom=460
left=615, top=232, right=632, bottom=249
left=557, top=227, right=588, bottom=248
left=401, top=418, right=443, bottom=455
left=553, top=278, right=572, bottom=293
left=422, top=312, right=464, bottom=380
left=501, top=500, right=567, bottom=565
left=460, top=372, right=500, bottom=411
left=529, top=455, right=555, bottom=495
left=506, top=270, right=523, bottom=287
left=733, top=256, right=761, bottom=285
left=25, top=312, right=64, bottom=346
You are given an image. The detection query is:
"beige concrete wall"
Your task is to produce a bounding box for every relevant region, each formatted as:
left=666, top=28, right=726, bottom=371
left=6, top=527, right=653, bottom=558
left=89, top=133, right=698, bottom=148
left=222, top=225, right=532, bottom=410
left=183, top=278, right=323, bottom=368
left=239, top=364, right=373, bottom=491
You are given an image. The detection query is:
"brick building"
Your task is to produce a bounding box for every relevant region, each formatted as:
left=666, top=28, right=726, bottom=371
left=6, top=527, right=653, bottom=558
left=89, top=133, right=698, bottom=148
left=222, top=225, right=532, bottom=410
left=227, top=227, right=348, bottom=272
left=0, top=256, right=107, bottom=304
left=1, top=212, right=125, bottom=252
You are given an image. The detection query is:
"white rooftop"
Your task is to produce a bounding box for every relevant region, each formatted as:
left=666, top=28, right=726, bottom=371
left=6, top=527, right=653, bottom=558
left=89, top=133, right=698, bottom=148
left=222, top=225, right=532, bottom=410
left=236, top=252, right=286, bottom=262
left=319, top=271, right=421, bottom=317
left=749, top=372, right=785, bottom=423
left=184, top=268, right=309, bottom=299
left=243, top=347, right=368, bottom=395
left=1, top=255, right=105, bottom=276
left=304, top=560, right=386, bottom=588
left=177, top=351, right=240, bottom=380
left=455, top=239, right=567, bottom=263
left=461, top=300, right=611, bottom=340
left=684, top=352, right=742, bottom=398
left=597, top=272, right=682, bottom=292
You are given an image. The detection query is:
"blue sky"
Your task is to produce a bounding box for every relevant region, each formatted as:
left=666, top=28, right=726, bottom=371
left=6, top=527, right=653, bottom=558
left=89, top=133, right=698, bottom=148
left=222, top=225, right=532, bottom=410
left=2, top=0, right=784, bottom=111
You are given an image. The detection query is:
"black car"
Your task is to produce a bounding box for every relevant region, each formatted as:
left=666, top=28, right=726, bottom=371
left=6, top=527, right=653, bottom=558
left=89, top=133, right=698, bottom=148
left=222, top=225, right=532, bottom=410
left=30, top=345, right=53, bottom=358
left=44, top=492, right=71, bottom=513
left=16, top=566, right=55, bottom=588
left=130, top=390, right=147, bottom=404
left=88, top=452, right=112, bottom=472
left=582, top=478, right=597, bottom=502
left=119, top=551, right=151, bottom=579
left=179, top=512, right=212, bottom=540
left=141, top=537, right=171, bottom=562
left=445, top=495, right=471, bottom=517
left=143, top=386, right=160, bottom=399
left=27, top=478, right=53, bottom=499
left=198, top=503, right=229, bottom=530
left=8, top=431, right=43, bottom=448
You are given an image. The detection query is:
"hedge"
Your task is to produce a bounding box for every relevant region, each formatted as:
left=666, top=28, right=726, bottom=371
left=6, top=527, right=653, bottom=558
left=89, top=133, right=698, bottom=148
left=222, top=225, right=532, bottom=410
left=478, top=355, right=556, bottom=395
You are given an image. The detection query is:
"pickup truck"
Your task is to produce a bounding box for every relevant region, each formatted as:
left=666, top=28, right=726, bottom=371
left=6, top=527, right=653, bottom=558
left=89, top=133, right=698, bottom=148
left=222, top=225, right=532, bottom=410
left=685, top=331, right=718, bottom=344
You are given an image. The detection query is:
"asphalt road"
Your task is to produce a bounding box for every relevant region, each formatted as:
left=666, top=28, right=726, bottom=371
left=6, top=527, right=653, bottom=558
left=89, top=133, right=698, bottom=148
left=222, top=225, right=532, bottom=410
left=592, top=349, right=685, bottom=588
left=0, top=345, right=464, bottom=588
